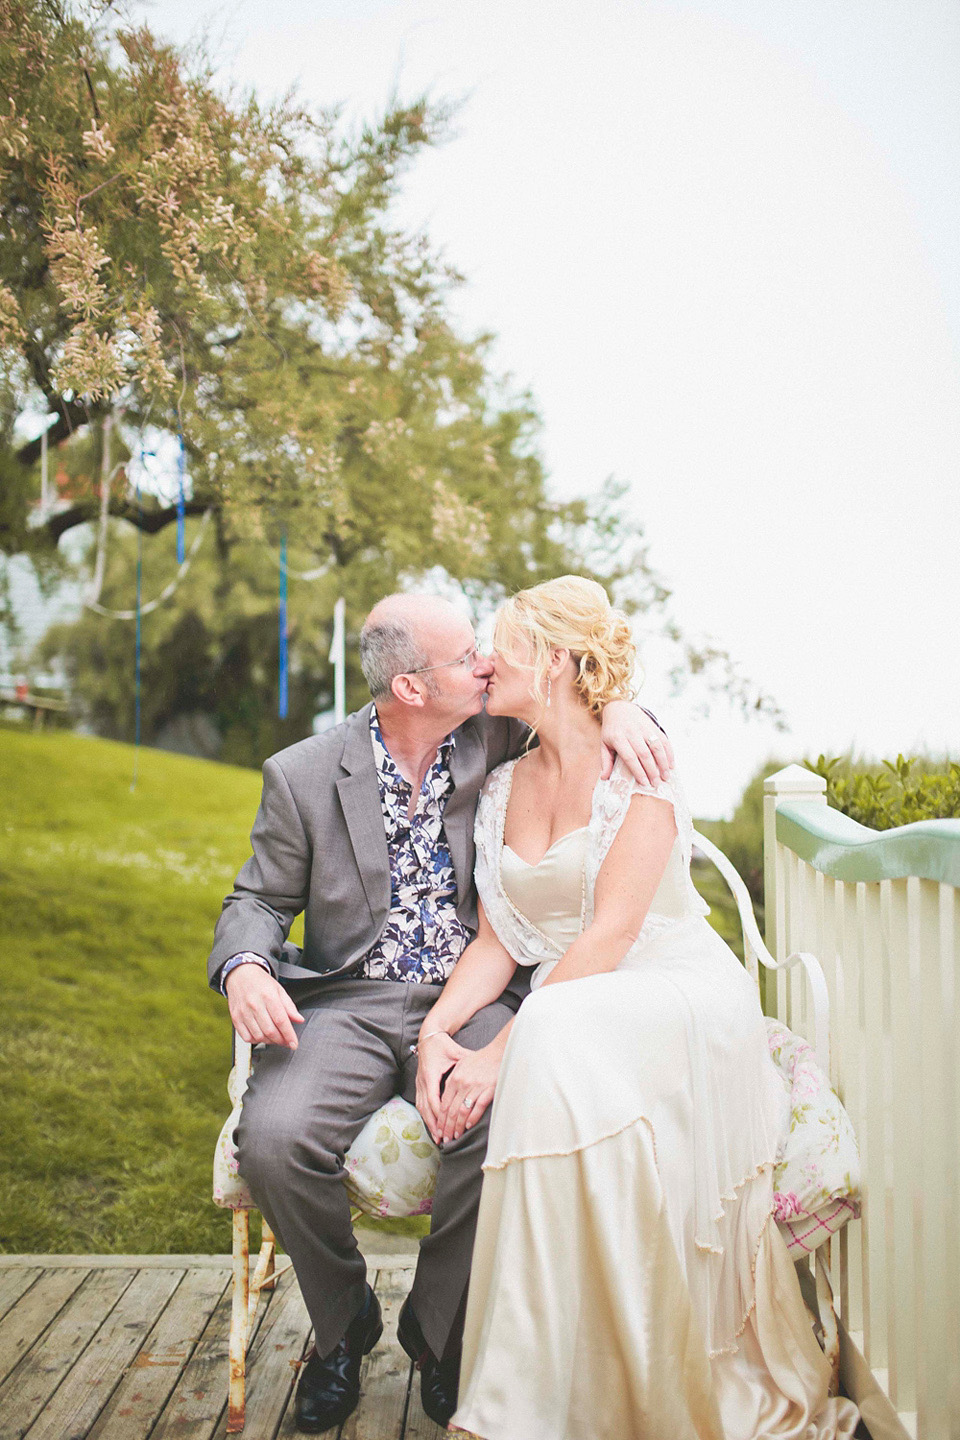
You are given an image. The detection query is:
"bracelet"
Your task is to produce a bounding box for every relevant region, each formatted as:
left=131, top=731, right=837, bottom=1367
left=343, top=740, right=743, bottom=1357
left=409, top=1028, right=449, bottom=1057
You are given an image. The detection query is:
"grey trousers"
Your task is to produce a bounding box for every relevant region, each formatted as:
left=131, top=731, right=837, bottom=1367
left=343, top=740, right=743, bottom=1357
left=236, top=977, right=516, bottom=1359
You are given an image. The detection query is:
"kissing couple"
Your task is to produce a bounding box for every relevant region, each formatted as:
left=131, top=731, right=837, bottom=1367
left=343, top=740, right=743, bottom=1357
left=211, top=575, right=858, bottom=1439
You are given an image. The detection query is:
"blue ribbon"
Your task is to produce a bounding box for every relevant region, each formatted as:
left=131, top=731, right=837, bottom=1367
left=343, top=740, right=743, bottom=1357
left=133, top=454, right=143, bottom=790
left=278, top=534, right=289, bottom=720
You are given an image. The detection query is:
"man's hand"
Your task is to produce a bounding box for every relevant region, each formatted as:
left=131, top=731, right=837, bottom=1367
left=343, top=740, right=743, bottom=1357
left=433, top=1039, right=506, bottom=1145
left=599, top=700, right=674, bottom=785
left=416, top=1032, right=469, bottom=1143
left=225, top=963, right=304, bottom=1049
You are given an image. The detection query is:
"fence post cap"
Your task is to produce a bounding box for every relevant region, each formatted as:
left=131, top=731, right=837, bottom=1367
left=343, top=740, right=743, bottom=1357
left=763, top=764, right=827, bottom=796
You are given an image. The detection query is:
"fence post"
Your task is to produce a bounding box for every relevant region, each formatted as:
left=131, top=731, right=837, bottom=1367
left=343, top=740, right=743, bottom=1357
left=763, top=765, right=826, bottom=1015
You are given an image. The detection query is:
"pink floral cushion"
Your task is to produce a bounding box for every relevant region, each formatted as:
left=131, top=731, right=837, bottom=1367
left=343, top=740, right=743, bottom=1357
left=766, top=1019, right=861, bottom=1254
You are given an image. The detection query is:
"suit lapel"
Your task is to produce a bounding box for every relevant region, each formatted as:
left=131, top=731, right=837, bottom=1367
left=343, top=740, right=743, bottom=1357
left=336, top=704, right=390, bottom=920
left=446, top=721, right=486, bottom=905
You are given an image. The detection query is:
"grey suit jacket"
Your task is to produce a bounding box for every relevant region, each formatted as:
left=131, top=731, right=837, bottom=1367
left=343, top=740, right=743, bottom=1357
left=207, top=703, right=530, bottom=1004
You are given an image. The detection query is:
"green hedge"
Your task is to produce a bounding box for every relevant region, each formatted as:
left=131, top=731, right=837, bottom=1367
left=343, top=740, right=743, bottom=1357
left=810, top=754, right=960, bottom=830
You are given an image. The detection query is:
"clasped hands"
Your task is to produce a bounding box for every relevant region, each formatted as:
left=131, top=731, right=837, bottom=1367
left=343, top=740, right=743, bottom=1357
left=416, top=1031, right=503, bottom=1147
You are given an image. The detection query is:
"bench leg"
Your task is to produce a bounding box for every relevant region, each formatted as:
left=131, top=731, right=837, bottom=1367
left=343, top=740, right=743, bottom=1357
left=249, top=1221, right=278, bottom=1321
left=228, top=1208, right=250, bottom=1433
left=815, top=1244, right=840, bottom=1396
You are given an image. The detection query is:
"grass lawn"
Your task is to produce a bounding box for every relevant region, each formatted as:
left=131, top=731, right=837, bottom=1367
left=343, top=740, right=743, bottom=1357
left=0, top=727, right=423, bottom=1254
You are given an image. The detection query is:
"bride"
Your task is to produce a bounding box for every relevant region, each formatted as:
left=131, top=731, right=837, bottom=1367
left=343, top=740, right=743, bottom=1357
left=414, top=576, right=859, bottom=1440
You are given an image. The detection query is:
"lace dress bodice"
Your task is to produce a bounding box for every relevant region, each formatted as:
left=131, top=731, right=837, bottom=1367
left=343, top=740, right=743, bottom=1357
left=475, top=757, right=709, bottom=987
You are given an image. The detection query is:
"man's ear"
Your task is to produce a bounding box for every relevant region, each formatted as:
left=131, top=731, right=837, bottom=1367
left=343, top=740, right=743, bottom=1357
left=390, top=673, right=427, bottom=708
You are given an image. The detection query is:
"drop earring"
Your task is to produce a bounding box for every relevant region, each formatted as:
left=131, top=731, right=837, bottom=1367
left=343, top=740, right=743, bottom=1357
left=546, top=676, right=552, bottom=708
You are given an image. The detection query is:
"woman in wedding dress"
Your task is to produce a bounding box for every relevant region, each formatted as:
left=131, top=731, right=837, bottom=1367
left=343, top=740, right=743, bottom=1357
left=414, top=576, right=859, bottom=1440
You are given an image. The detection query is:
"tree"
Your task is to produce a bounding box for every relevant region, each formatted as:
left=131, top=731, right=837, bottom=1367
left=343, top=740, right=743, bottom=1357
left=0, top=0, right=631, bottom=596
left=4, top=0, right=784, bottom=746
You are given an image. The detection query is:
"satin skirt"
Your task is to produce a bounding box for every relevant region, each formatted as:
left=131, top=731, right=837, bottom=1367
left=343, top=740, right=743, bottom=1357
left=451, top=938, right=860, bottom=1440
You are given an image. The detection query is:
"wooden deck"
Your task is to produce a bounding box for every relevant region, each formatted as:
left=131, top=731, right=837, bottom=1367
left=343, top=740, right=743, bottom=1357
left=0, top=1252, right=444, bottom=1440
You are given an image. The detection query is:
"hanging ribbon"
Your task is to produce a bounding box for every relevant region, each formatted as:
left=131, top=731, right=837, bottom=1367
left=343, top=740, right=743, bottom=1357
left=278, top=533, right=289, bottom=720
left=176, top=431, right=186, bottom=564
left=132, top=452, right=144, bottom=791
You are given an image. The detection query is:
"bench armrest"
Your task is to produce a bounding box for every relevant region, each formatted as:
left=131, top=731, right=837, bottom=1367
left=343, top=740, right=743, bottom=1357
left=692, top=830, right=830, bottom=1072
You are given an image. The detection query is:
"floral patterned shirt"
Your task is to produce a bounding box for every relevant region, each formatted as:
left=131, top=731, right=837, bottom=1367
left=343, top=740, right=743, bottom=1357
left=361, top=708, right=470, bottom=983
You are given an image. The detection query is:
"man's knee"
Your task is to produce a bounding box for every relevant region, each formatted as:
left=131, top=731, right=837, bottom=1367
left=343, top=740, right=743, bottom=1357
left=236, top=1085, right=341, bottom=1192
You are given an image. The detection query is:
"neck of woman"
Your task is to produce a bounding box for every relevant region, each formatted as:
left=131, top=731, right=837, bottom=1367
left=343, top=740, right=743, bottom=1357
left=530, top=695, right=602, bottom=779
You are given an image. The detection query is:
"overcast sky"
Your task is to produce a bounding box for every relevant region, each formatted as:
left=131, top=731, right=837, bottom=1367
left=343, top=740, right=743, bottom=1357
left=122, top=0, right=960, bottom=813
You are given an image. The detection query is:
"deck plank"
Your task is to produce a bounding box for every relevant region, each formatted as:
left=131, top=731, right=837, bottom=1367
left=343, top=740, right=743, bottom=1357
left=0, top=1257, right=233, bottom=1270
left=149, top=1277, right=244, bottom=1440
left=0, top=1268, right=136, bottom=1440
left=86, top=1267, right=229, bottom=1440
left=0, top=1268, right=42, bottom=1326
left=22, top=1267, right=183, bottom=1440
left=210, top=1268, right=311, bottom=1440
left=0, top=1268, right=91, bottom=1389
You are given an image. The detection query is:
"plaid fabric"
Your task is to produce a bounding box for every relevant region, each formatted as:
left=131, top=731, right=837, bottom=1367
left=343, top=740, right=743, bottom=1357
left=777, top=1197, right=860, bottom=1255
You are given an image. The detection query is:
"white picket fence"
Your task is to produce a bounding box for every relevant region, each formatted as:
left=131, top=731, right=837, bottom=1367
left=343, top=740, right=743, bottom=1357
left=763, top=765, right=960, bottom=1440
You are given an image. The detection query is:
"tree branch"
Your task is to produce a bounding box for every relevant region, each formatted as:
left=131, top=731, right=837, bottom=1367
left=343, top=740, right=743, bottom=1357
left=45, top=495, right=213, bottom=542
left=15, top=400, right=93, bottom=467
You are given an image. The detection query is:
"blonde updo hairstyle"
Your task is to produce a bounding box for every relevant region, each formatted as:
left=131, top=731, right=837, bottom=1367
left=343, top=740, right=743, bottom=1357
left=493, top=575, right=637, bottom=719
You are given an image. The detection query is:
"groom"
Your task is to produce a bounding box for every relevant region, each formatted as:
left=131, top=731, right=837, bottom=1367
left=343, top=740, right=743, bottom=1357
left=208, top=591, right=671, bottom=1433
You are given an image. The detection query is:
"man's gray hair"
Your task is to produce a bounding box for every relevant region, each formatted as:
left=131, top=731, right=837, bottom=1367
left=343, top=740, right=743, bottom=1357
left=359, top=615, right=434, bottom=700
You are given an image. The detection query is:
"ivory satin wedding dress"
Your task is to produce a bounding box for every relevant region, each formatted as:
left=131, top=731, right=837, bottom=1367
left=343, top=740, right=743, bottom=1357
left=451, top=760, right=858, bottom=1440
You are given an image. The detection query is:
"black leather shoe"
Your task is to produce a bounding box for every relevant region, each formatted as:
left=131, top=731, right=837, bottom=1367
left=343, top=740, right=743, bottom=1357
left=294, top=1285, right=383, bottom=1433
left=396, top=1296, right=460, bottom=1428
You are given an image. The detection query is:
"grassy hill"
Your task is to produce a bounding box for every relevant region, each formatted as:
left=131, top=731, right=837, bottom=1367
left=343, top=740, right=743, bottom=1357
left=0, top=728, right=417, bottom=1254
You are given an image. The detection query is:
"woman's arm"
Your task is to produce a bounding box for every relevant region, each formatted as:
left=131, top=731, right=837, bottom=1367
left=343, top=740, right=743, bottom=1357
left=431, top=794, right=677, bottom=1142
left=539, top=792, right=677, bottom=988
left=415, top=903, right=517, bottom=1142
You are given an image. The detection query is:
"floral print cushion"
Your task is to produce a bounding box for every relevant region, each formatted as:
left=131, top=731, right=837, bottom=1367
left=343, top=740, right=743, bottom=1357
left=342, top=1096, right=439, bottom=1217
left=214, top=1020, right=861, bottom=1251
left=766, top=1018, right=861, bottom=1254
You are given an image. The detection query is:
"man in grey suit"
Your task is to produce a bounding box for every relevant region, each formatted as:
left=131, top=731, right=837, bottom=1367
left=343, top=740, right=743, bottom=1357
left=208, top=592, right=670, bottom=1433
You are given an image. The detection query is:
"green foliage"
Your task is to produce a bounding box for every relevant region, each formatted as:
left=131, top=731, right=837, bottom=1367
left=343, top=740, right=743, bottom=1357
left=0, top=726, right=427, bottom=1252
left=809, top=753, right=960, bottom=830
left=0, top=0, right=650, bottom=609
left=1, top=0, right=784, bottom=739
left=36, top=517, right=353, bottom=766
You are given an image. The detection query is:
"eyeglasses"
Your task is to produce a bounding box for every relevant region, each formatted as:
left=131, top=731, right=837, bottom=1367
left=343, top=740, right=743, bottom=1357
left=410, top=645, right=481, bottom=675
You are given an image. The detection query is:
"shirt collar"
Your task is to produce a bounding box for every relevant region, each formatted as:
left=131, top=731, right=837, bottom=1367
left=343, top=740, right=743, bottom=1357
left=369, top=707, right=456, bottom=788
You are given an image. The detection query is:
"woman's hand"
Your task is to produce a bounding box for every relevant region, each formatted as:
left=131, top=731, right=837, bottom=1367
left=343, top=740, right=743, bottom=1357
left=416, top=1031, right=469, bottom=1142
left=434, top=1041, right=505, bottom=1145
left=599, top=700, right=673, bottom=785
